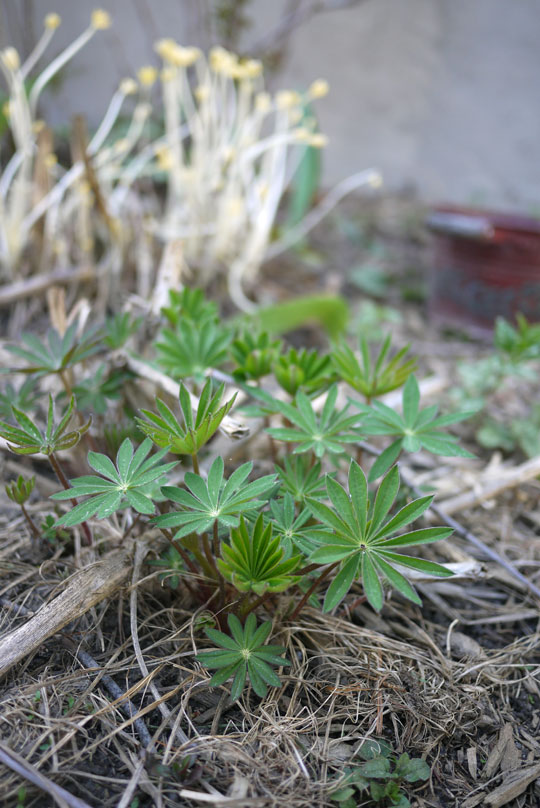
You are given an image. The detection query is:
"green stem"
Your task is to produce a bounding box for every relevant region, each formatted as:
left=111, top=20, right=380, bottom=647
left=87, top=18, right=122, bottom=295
left=48, top=451, right=93, bottom=546
left=191, top=452, right=200, bottom=475
left=289, top=562, right=339, bottom=621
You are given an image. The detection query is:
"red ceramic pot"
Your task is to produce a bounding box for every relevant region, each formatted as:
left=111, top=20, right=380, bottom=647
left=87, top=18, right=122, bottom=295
left=427, top=205, right=540, bottom=336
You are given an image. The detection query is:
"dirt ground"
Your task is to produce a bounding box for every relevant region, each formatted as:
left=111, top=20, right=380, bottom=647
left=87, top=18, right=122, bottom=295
left=0, top=193, right=539, bottom=807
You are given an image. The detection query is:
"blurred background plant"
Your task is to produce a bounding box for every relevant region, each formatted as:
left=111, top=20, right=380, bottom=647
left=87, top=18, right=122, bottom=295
left=0, top=3, right=379, bottom=313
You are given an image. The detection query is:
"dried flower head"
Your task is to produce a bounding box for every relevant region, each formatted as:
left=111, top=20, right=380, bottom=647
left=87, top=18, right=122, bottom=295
left=44, top=12, right=61, bottom=30
left=137, top=65, right=158, bottom=87
left=1, top=47, right=20, bottom=72
left=90, top=9, right=111, bottom=30
left=119, top=78, right=137, bottom=95
left=308, top=79, right=330, bottom=99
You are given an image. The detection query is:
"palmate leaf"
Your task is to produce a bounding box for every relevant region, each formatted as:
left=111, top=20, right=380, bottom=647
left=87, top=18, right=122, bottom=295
left=217, top=514, right=302, bottom=595
left=7, top=320, right=103, bottom=375
left=331, top=335, right=417, bottom=400
left=275, top=454, right=329, bottom=505
left=0, top=395, right=90, bottom=455
left=52, top=438, right=177, bottom=526
left=306, top=461, right=453, bottom=612
left=230, top=330, right=282, bottom=382
left=196, top=613, right=290, bottom=701
left=267, top=384, right=364, bottom=458
left=136, top=379, right=236, bottom=456
left=154, top=456, right=277, bottom=538
left=273, top=347, right=335, bottom=397
left=268, top=494, right=327, bottom=557
left=155, top=316, right=230, bottom=382
left=353, top=375, right=475, bottom=480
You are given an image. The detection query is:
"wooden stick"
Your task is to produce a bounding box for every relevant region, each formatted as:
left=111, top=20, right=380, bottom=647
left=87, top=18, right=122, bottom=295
left=0, top=266, right=94, bottom=307
left=0, top=548, right=131, bottom=679
left=438, top=455, right=540, bottom=515
left=0, top=741, right=93, bottom=808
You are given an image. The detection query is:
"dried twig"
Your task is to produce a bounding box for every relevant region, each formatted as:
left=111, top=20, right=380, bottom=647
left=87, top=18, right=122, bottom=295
left=0, top=741, right=93, bottom=808
left=0, top=548, right=131, bottom=679
left=0, top=266, right=94, bottom=307
left=437, top=454, right=540, bottom=515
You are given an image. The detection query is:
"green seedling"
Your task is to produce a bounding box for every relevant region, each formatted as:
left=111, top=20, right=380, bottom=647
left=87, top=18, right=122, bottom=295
left=6, top=474, right=39, bottom=539
left=268, top=494, right=325, bottom=557
left=0, top=378, right=39, bottom=419
left=231, top=330, right=282, bottom=382
left=331, top=739, right=431, bottom=808
left=7, top=320, right=102, bottom=377
left=0, top=394, right=90, bottom=456
left=306, top=461, right=453, bottom=612
left=156, top=316, right=230, bottom=382
left=275, top=454, right=329, bottom=506
left=218, top=513, right=301, bottom=596
left=355, top=375, right=474, bottom=480
left=104, top=311, right=143, bottom=349
left=137, top=380, right=236, bottom=471
left=266, top=384, right=363, bottom=458
left=155, top=456, right=276, bottom=539
left=52, top=438, right=176, bottom=526
left=161, top=287, right=219, bottom=327
left=332, top=334, right=416, bottom=401
left=5, top=474, right=35, bottom=505
left=69, top=365, right=134, bottom=415
left=196, top=613, right=290, bottom=702
left=273, top=347, right=334, bottom=396
left=149, top=546, right=185, bottom=590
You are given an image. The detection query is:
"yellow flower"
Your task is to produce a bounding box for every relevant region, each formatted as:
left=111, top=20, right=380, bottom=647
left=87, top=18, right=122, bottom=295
left=155, top=39, right=200, bottom=67
left=194, top=84, right=210, bottom=102
left=44, top=13, right=61, bottom=30
left=137, top=65, right=158, bottom=87
left=308, top=79, right=329, bottom=99
left=275, top=90, right=301, bottom=110
left=91, top=9, right=112, bottom=30
left=1, top=47, right=20, bottom=72
left=255, top=92, right=271, bottom=114
left=155, top=146, right=173, bottom=171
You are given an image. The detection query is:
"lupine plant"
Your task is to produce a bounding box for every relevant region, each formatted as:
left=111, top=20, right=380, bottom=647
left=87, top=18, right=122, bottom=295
left=2, top=287, right=473, bottom=702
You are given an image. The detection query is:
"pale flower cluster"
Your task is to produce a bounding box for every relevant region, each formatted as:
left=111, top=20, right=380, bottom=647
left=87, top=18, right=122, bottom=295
left=0, top=11, right=378, bottom=309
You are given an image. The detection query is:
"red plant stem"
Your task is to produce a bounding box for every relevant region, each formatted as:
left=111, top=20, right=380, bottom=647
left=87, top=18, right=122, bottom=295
left=202, top=533, right=219, bottom=577
left=212, top=520, right=219, bottom=557
left=48, top=452, right=93, bottom=546
left=289, top=562, right=339, bottom=621
left=213, top=520, right=226, bottom=610
left=20, top=504, right=41, bottom=541
left=241, top=590, right=273, bottom=618
left=158, top=527, right=199, bottom=576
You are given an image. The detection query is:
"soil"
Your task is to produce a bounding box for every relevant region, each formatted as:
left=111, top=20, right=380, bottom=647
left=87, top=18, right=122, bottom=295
left=0, top=192, right=539, bottom=808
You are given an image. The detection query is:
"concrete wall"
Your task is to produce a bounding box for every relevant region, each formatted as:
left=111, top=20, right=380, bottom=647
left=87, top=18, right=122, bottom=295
left=1, top=0, right=540, bottom=211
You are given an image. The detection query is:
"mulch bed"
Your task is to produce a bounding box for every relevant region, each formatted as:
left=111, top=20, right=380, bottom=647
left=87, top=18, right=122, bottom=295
left=0, top=193, right=539, bottom=807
